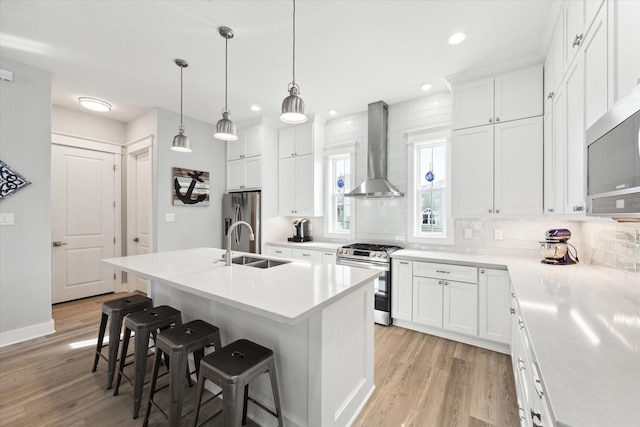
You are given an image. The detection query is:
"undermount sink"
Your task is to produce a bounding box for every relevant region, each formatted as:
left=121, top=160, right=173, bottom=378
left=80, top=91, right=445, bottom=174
left=231, top=256, right=290, bottom=269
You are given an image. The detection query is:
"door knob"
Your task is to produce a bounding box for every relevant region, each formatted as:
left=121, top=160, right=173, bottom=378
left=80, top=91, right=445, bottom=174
left=133, top=237, right=139, bottom=242
left=52, top=241, right=67, bottom=247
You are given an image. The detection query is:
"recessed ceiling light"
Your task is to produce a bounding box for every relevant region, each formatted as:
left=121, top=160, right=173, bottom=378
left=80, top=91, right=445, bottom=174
left=421, top=83, right=433, bottom=91
left=78, top=97, right=111, bottom=112
left=250, top=105, right=261, bottom=112
left=328, top=109, right=337, bottom=116
left=448, top=32, right=467, bottom=45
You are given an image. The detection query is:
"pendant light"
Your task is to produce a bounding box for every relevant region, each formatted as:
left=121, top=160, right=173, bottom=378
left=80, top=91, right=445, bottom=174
left=171, top=58, right=191, bottom=152
left=280, top=0, right=307, bottom=123
left=214, top=26, right=238, bottom=141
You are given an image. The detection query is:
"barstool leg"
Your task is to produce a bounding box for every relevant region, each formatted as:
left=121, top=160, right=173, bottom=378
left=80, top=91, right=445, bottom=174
left=191, top=371, right=207, bottom=427
left=242, top=384, right=249, bottom=425
left=169, top=351, right=188, bottom=427
left=113, top=326, right=132, bottom=396
left=143, top=349, right=164, bottom=427
left=132, top=327, right=152, bottom=418
left=106, top=312, right=123, bottom=389
left=92, top=313, right=108, bottom=372
left=268, top=361, right=284, bottom=427
left=222, top=382, right=243, bottom=427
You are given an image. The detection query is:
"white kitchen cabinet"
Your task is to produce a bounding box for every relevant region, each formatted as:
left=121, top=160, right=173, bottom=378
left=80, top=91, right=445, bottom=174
left=391, top=259, right=413, bottom=322
left=564, top=56, right=586, bottom=215
left=583, top=5, right=608, bottom=129
left=564, top=0, right=605, bottom=71
left=443, top=279, right=478, bottom=336
left=322, top=250, right=336, bottom=265
left=278, top=115, right=324, bottom=216
left=226, top=156, right=262, bottom=192
left=452, top=117, right=543, bottom=217
left=227, top=125, right=262, bottom=161
left=478, top=268, right=511, bottom=344
left=265, top=245, right=293, bottom=259
left=413, top=276, right=443, bottom=328
left=452, top=65, right=543, bottom=130
left=607, top=0, right=640, bottom=105
left=292, top=247, right=323, bottom=263
left=452, top=125, right=494, bottom=216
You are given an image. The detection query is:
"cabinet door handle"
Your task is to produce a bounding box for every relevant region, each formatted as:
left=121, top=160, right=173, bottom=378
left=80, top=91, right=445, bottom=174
left=489, top=118, right=493, bottom=123
left=436, top=270, right=450, bottom=274
left=133, top=237, right=139, bottom=242
left=572, top=33, right=583, bottom=48
left=573, top=205, right=584, bottom=212
left=510, top=308, right=516, bottom=314
left=444, top=281, right=449, bottom=286
left=518, top=357, right=526, bottom=371
left=480, top=269, right=485, bottom=274
left=302, top=253, right=310, bottom=257
left=519, top=319, right=525, bottom=330
left=547, top=208, right=554, bottom=213
left=399, top=261, right=410, bottom=265
left=488, top=209, right=493, bottom=213
left=547, top=92, right=554, bottom=100
left=495, top=209, right=500, bottom=214
left=438, top=280, right=443, bottom=285
left=495, top=117, right=500, bottom=122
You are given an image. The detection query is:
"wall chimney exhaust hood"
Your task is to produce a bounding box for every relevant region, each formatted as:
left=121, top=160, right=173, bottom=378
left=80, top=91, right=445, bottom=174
left=346, top=101, right=404, bottom=198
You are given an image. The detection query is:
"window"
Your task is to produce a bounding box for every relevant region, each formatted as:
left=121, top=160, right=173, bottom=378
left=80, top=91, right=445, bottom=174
left=325, top=151, right=354, bottom=237
left=407, top=128, right=453, bottom=244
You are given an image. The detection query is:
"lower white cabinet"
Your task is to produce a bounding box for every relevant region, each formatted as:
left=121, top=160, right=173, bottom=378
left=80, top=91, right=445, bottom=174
left=265, top=244, right=334, bottom=265
left=479, top=268, right=511, bottom=344
left=265, top=245, right=292, bottom=259
left=391, top=259, right=413, bottom=322
left=292, top=247, right=323, bottom=263
left=322, top=251, right=336, bottom=265
left=443, top=280, right=478, bottom=336
left=413, top=276, right=443, bottom=328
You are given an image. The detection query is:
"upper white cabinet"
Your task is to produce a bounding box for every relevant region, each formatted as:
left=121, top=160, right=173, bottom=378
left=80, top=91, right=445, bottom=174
left=452, top=116, right=543, bottom=216
left=452, top=65, right=543, bottom=130
left=278, top=116, right=325, bottom=216
left=227, top=125, right=265, bottom=192
left=227, top=126, right=262, bottom=161
left=607, top=0, right=640, bottom=105
left=564, top=0, right=605, bottom=69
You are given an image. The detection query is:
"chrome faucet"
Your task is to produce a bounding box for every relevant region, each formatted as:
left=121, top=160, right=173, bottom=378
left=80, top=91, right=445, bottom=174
left=225, top=220, right=255, bottom=266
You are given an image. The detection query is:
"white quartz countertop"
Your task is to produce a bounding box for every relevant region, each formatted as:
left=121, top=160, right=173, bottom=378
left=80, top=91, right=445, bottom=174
left=102, top=247, right=380, bottom=325
left=392, top=250, right=640, bottom=427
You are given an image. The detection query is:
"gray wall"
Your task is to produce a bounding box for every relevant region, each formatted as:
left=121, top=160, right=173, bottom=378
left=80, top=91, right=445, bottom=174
left=0, top=57, right=54, bottom=345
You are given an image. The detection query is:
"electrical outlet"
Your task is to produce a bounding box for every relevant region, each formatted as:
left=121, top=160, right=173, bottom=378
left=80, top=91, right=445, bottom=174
left=166, top=213, right=175, bottom=222
left=494, top=229, right=503, bottom=240
left=464, top=228, right=472, bottom=239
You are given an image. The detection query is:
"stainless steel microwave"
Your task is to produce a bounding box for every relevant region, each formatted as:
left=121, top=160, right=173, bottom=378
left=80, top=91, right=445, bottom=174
left=586, top=85, right=640, bottom=220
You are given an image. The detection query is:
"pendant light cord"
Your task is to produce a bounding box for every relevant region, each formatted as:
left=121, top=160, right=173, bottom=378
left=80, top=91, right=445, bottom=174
left=179, top=64, right=184, bottom=128
left=225, top=36, right=229, bottom=111
left=292, top=0, right=296, bottom=85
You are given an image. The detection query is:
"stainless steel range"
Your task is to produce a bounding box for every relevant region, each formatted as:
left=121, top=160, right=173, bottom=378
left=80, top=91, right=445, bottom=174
left=336, top=243, right=402, bottom=326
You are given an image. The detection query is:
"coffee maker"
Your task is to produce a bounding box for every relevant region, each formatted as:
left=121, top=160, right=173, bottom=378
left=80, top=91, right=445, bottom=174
left=540, top=228, right=578, bottom=265
left=288, top=218, right=312, bottom=242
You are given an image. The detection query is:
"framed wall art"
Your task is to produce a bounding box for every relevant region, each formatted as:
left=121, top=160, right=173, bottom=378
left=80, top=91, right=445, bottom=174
left=172, top=167, right=210, bottom=206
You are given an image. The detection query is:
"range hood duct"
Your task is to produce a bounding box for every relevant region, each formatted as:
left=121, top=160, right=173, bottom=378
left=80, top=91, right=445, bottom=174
left=346, top=101, right=404, bottom=198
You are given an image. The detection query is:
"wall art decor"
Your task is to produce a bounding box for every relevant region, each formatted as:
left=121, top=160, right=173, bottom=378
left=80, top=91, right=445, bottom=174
left=172, top=167, right=210, bottom=206
left=0, top=160, right=31, bottom=202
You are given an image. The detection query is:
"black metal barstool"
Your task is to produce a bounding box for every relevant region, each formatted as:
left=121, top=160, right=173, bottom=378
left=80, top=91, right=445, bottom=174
left=143, top=319, right=222, bottom=427
left=113, top=305, right=183, bottom=419
left=91, top=294, right=153, bottom=389
left=191, top=339, right=283, bottom=427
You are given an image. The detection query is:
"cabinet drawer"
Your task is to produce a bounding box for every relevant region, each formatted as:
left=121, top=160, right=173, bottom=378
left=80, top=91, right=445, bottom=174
left=265, top=246, right=292, bottom=259
left=292, top=248, right=323, bottom=263
left=413, top=261, right=478, bottom=284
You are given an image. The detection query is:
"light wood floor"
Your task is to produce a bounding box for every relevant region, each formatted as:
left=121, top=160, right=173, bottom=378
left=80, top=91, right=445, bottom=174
left=0, top=293, right=519, bottom=427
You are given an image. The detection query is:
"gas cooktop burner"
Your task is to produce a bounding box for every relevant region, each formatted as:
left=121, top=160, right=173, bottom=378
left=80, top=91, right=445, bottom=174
left=342, top=243, right=403, bottom=252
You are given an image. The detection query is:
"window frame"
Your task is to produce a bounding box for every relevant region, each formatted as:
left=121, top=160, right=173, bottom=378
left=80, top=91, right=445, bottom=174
left=406, top=126, right=454, bottom=245
left=323, top=144, right=356, bottom=239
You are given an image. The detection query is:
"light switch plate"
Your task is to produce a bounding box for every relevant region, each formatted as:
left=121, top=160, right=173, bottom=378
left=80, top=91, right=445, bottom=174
left=0, top=212, right=15, bottom=225
left=494, top=229, right=503, bottom=240
left=464, top=228, right=472, bottom=239
left=166, top=213, right=175, bottom=222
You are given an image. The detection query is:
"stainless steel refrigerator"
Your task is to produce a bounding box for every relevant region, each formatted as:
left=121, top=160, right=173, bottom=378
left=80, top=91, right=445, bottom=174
left=222, top=191, right=261, bottom=254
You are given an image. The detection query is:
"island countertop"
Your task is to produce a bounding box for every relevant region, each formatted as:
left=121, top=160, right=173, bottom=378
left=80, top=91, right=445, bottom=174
left=102, top=247, right=381, bottom=325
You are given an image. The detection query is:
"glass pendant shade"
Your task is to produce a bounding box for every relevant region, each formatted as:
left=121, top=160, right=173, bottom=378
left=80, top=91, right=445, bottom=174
left=280, top=84, right=307, bottom=123
left=171, top=126, right=191, bottom=152
left=214, top=110, right=238, bottom=141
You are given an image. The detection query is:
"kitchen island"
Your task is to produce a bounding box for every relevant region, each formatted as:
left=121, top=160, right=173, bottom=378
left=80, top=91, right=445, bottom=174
left=103, top=247, right=381, bottom=427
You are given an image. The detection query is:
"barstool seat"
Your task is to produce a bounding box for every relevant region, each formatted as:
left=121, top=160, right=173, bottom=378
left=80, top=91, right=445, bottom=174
left=192, top=339, right=283, bottom=427
left=113, top=305, right=183, bottom=419
left=143, top=319, right=222, bottom=427
left=91, top=294, right=153, bottom=389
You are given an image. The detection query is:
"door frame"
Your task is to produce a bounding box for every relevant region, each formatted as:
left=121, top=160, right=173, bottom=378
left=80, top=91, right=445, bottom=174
left=51, top=132, right=123, bottom=293
left=125, top=135, right=154, bottom=292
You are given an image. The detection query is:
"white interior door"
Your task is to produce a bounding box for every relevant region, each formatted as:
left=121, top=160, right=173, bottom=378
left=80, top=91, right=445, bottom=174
left=51, top=144, right=116, bottom=303
left=128, top=150, right=151, bottom=293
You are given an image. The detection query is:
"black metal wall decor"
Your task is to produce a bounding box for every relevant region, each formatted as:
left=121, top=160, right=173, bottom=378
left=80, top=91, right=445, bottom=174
left=172, top=167, right=210, bottom=206
left=0, top=160, right=31, bottom=202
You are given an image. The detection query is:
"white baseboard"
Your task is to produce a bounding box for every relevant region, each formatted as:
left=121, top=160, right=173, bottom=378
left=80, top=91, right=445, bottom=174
left=0, top=319, right=55, bottom=348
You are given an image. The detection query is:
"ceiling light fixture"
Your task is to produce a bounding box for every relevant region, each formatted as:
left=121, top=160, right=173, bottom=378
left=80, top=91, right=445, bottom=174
left=448, top=32, right=467, bottom=45
left=421, top=83, right=433, bottom=91
left=280, top=0, right=307, bottom=124
left=78, top=97, right=111, bottom=112
left=328, top=109, right=337, bottom=116
left=171, top=59, right=191, bottom=152
left=251, top=105, right=261, bottom=112
left=214, top=26, right=238, bottom=141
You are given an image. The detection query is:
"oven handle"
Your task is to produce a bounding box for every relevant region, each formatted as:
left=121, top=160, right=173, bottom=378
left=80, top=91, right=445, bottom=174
left=336, top=258, right=389, bottom=271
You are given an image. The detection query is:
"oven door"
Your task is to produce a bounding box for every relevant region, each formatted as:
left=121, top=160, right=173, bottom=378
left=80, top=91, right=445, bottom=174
left=336, top=257, right=392, bottom=325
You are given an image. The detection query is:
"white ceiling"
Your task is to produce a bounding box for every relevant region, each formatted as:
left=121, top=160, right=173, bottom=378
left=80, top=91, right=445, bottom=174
left=0, top=0, right=556, bottom=126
